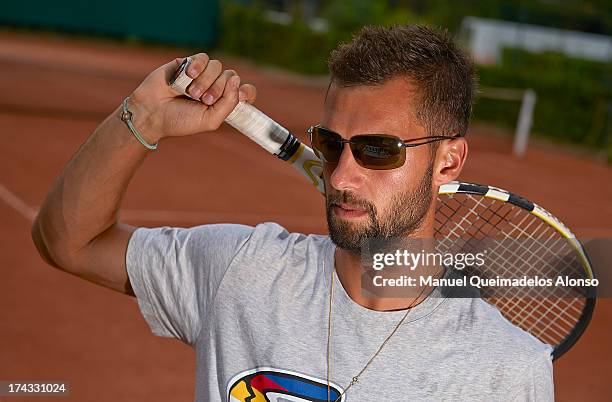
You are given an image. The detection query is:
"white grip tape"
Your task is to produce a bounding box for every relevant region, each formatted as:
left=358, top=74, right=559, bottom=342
left=169, top=58, right=288, bottom=154
left=169, top=64, right=193, bottom=98
left=225, top=102, right=290, bottom=155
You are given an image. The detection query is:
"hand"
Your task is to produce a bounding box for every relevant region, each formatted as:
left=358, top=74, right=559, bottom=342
left=127, top=53, right=257, bottom=143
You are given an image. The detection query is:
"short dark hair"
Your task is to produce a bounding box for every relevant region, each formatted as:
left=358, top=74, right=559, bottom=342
left=328, top=25, right=477, bottom=137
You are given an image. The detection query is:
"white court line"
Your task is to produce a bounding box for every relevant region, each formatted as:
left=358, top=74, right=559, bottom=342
left=0, top=181, right=324, bottom=230
left=0, top=182, right=37, bottom=221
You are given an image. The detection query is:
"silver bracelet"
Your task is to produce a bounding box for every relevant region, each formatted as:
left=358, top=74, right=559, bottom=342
left=120, top=96, right=158, bottom=150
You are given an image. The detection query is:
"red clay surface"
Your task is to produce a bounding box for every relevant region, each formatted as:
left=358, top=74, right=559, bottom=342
left=0, top=31, right=610, bottom=401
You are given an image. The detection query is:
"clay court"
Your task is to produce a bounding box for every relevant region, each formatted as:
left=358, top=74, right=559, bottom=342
left=0, top=31, right=610, bottom=401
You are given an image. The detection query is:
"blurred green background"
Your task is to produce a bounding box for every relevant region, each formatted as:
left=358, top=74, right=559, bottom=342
left=1, top=0, right=610, bottom=159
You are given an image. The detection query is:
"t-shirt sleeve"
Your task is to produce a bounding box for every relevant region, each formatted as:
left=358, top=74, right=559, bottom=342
left=126, top=223, right=253, bottom=346
left=510, top=349, right=554, bottom=402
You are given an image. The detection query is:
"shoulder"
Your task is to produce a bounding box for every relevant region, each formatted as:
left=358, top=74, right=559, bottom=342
left=213, top=223, right=331, bottom=305
left=240, top=221, right=329, bottom=259
left=463, top=298, right=551, bottom=351
left=130, top=221, right=329, bottom=267
left=453, top=297, right=553, bottom=367
left=441, top=298, right=553, bottom=396
left=131, top=223, right=254, bottom=248
left=442, top=297, right=552, bottom=363
left=127, top=223, right=257, bottom=277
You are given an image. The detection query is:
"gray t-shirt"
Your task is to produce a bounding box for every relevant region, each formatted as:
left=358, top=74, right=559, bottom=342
left=126, top=222, right=554, bottom=402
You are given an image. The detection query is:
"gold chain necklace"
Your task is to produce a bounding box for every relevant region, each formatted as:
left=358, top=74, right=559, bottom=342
left=325, top=267, right=428, bottom=402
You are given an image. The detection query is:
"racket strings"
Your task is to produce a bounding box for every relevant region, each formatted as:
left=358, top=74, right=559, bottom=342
left=435, top=193, right=587, bottom=347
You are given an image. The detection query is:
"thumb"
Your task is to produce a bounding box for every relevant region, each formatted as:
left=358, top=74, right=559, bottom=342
left=137, top=57, right=186, bottom=100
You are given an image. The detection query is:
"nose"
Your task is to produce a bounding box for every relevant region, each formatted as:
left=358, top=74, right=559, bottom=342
left=328, top=143, right=366, bottom=191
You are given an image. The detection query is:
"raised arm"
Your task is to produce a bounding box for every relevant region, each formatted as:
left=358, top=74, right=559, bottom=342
left=31, top=53, right=256, bottom=295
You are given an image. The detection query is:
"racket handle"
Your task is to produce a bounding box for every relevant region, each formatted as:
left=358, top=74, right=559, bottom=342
left=169, top=57, right=324, bottom=194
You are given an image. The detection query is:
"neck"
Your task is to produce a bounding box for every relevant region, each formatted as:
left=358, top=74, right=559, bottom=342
left=333, top=223, right=441, bottom=312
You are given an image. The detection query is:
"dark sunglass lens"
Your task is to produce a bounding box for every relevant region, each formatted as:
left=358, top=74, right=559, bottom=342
left=311, top=127, right=343, bottom=163
left=351, top=135, right=405, bottom=169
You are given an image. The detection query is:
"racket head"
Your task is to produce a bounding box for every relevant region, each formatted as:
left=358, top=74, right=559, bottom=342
left=435, top=181, right=596, bottom=360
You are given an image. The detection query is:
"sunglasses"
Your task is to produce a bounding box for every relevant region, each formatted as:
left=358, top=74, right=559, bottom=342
left=309, top=125, right=460, bottom=170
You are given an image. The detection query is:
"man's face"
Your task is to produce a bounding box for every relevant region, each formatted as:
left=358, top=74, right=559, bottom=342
left=321, top=77, right=436, bottom=251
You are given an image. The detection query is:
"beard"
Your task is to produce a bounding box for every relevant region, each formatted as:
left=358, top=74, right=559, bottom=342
left=325, top=164, right=433, bottom=252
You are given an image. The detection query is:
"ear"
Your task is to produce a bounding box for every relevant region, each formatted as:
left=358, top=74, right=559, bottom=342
left=432, top=137, right=468, bottom=187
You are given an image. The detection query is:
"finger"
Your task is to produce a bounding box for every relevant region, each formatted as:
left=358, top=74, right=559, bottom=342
left=202, top=69, right=236, bottom=105
left=187, top=59, right=222, bottom=100
left=238, top=83, right=257, bottom=104
left=206, top=75, right=241, bottom=129
left=186, top=53, right=210, bottom=79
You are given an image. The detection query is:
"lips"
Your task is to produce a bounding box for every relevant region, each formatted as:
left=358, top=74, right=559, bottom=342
left=336, top=203, right=366, bottom=212
left=332, top=203, right=368, bottom=218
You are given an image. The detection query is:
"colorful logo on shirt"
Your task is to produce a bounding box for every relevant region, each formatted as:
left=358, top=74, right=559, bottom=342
left=227, top=367, right=344, bottom=402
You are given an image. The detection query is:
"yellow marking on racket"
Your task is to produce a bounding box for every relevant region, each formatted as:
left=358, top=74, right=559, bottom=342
left=287, top=143, right=305, bottom=164
left=484, top=192, right=508, bottom=202
left=531, top=208, right=594, bottom=278
left=303, top=159, right=323, bottom=187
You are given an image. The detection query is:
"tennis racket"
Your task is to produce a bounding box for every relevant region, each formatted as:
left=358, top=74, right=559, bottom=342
left=169, top=57, right=596, bottom=360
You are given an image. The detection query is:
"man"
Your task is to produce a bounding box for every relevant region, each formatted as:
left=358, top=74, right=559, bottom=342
left=32, top=25, right=553, bottom=401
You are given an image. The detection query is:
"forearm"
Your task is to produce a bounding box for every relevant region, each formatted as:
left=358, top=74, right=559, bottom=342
left=32, top=101, right=152, bottom=268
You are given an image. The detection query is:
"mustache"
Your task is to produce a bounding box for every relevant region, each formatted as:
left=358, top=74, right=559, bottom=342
left=326, top=191, right=376, bottom=214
